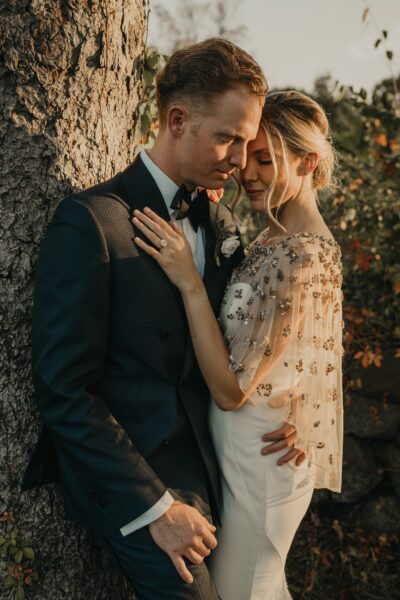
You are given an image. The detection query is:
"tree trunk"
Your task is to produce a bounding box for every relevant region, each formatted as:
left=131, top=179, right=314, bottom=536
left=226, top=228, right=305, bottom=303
left=0, top=1, right=147, bottom=597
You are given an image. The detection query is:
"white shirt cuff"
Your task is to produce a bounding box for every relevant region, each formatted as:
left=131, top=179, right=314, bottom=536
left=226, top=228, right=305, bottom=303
left=119, top=491, right=174, bottom=537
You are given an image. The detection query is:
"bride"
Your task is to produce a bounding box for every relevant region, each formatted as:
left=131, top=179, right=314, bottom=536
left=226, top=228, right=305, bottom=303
left=133, top=90, right=344, bottom=599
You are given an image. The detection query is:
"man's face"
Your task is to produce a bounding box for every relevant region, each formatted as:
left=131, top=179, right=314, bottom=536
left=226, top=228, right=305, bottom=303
left=175, top=86, right=263, bottom=190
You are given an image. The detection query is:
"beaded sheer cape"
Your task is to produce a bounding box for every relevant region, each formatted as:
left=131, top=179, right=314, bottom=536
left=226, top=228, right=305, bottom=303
left=221, top=231, right=344, bottom=492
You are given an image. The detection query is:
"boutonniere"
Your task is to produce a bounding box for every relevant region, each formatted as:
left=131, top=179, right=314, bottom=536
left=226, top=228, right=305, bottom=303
left=207, top=199, right=241, bottom=266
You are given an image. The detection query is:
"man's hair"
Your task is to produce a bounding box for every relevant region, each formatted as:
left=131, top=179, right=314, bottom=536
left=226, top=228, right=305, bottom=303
left=156, top=37, right=268, bottom=123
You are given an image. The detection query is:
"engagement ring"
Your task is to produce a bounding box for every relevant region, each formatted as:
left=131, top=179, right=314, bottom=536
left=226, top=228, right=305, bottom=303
left=159, top=239, right=168, bottom=248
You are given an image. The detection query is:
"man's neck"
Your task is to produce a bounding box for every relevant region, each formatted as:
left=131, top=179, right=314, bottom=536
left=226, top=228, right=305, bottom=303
left=147, top=139, right=180, bottom=185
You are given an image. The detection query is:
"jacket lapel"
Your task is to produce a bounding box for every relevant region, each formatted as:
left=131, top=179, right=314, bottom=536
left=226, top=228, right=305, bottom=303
left=202, top=219, right=226, bottom=314
left=122, top=156, right=186, bottom=318
left=179, top=219, right=229, bottom=383
left=122, top=155, right=171, bottom=221
left=123, top=157, right=231, bottom=384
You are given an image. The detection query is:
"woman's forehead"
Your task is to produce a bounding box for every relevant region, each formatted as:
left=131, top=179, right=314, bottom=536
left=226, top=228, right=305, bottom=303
left=250, top=130, right=281, bottom=154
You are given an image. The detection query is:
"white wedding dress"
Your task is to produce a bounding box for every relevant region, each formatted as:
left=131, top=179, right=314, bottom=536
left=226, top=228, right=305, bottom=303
left=209, top=233, right=343, bottom=600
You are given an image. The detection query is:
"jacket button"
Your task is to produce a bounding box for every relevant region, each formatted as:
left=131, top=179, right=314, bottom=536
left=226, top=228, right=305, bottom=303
left=164, top=439, right=171, bottom=446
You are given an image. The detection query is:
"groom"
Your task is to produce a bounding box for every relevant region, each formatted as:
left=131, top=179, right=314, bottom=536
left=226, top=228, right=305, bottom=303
left=22, top=38, right=300, bottom=598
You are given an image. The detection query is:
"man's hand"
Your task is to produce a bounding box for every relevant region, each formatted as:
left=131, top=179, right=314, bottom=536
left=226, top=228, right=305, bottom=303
left=261, top=423, right=306, bottom=466
left=148, top=501, right=217, bottom=584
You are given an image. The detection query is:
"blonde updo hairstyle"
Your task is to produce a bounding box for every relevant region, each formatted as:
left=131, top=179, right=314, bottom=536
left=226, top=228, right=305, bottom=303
left=233, top=90, right=337, bottom=232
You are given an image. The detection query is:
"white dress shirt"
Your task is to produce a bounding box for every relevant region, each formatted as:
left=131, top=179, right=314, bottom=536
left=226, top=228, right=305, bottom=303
left=120, top=150, right=206, bottom=537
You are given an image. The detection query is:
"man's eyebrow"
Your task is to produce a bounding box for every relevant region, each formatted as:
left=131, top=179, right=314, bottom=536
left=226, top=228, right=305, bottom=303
left=217, top=131, right=243, bottom=140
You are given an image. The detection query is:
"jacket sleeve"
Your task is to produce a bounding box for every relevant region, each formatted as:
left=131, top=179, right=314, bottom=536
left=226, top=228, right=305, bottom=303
left=32, top=196, right=167, bottom=528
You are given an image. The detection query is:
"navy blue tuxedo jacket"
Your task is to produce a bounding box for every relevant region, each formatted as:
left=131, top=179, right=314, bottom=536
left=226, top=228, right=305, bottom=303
left=22, top=156, right=244, bottom=539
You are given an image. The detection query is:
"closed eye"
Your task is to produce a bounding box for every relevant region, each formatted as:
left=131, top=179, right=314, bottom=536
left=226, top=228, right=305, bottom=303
left=218, top=134, right=241, bottom=144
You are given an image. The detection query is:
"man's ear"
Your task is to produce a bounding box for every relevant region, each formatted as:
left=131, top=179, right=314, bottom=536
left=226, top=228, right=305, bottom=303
left=301, top=152, right=319, bottom=175
left=167, top=105, right=189, bottom=138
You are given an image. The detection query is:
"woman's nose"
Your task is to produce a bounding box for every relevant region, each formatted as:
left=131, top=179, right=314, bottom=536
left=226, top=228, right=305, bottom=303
left=241, top=163, right=258, bottom=183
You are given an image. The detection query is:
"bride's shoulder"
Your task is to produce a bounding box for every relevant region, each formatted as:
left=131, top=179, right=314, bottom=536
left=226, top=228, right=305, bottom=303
left=239, top=232, right=341, bottom=280
left=246, top=231, right=338, bottom=256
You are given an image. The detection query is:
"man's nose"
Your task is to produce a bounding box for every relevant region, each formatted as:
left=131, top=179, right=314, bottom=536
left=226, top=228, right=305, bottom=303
left=229, top=145, right=247, bottom=170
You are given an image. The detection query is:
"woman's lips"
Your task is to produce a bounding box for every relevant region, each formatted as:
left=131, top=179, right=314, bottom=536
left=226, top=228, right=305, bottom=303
left=246, top=188, right=267, bottom=196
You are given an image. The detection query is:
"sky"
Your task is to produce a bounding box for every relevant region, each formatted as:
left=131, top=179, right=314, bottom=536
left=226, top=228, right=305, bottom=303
left=147, top=0, right=400, bottom=94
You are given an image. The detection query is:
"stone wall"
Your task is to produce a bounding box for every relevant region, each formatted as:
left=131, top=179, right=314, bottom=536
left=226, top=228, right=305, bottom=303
left=312, top=356, right=400, bottom=533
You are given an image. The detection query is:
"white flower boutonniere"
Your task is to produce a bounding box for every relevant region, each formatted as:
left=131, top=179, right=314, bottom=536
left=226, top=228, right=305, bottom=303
left=221, top=234, right=241, bottom=258
left=208, top=200, right=241, bottom=266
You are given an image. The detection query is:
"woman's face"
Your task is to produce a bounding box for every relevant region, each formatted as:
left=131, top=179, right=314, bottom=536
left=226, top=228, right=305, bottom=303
left=240, top=127, right=304, bottom=212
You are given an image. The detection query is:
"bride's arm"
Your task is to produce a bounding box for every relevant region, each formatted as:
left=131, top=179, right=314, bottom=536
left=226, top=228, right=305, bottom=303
left=133, top=207, right=306, bottom=465
left=133, top=207, right=244, bottom=411
left=182, top=282, right=244, bottom=410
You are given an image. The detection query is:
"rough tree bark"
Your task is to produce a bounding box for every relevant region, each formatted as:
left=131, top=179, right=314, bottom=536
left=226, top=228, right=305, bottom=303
left=0, top=0, right=147, bottom=597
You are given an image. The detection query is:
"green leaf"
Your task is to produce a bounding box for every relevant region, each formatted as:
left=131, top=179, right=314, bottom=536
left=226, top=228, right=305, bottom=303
left=375, top=38, right=381, bottom=48
left=149, top=102, right=158, bottom=117
left=2, top=540, right=10, bottom=551
left=4, top=576, right=16, bottom=587
left=146, top=53, right=159, bottom=70
left=9, top=544, right=18, bottom=556
left=16, top=585, right=25, bottom=600
left=143, top=69, right=154, bottom=86
left=140, top=114, right=151, bottom=135
left=22, top=547, right=35, bottom=559
left=139, top=102, right=150, bottom=117
left=386, top=50, right=393, bottom=61
left=362, top=7, right=369, bottom=22
left=0, top=536, right=7, bottom=545
left=14, top=549, right=23, bottom=563
left=382, top=30, right=388, bottom=39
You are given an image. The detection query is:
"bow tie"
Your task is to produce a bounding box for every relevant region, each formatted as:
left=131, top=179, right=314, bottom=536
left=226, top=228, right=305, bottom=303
left=170, top=185, right=210, bottom=231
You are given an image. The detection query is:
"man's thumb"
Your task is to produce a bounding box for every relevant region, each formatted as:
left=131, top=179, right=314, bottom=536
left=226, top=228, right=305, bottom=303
left=172, top=553, right=193, bottom=584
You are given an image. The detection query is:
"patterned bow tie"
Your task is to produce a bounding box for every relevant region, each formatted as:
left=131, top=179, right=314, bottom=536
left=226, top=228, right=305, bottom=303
left=170, top=185, right=210, bottom=231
